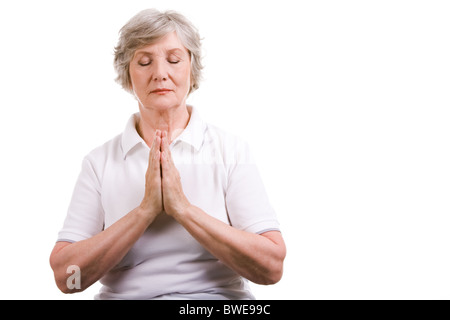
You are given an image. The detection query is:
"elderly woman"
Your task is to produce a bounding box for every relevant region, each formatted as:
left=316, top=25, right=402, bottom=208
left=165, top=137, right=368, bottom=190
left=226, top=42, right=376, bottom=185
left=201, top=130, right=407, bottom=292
left=50, top=9, right=286, bottom=300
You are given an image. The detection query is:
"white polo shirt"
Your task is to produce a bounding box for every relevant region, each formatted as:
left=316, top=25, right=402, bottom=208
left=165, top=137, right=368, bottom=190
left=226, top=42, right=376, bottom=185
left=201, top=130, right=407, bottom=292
left=57, top=106, right=280, bottom=300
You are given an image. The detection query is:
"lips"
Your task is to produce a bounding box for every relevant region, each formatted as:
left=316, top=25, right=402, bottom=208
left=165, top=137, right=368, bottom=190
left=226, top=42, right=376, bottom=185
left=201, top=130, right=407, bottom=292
left=150, top=88, right=173, bottom=94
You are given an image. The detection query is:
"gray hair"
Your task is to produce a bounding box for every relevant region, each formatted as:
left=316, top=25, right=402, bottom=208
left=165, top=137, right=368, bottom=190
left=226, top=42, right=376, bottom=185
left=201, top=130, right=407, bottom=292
left=114, top=9, right=203, bottom=95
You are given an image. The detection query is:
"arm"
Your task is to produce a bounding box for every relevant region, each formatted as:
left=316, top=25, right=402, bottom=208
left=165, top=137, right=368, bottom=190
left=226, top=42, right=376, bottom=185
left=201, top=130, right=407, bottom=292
left=50, top=132, right=163, bottom=293
left=50, top=207, right=156, bottom=293
left=176, top=205, right=285, bottom=285
left=160, top=133, right=286, bottom=285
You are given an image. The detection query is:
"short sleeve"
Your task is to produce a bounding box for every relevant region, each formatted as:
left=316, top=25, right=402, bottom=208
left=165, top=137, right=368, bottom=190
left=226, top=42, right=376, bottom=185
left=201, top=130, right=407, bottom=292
left=57, top=156, right=105, bottom=242
left=225, top=140, right=280, bottom=234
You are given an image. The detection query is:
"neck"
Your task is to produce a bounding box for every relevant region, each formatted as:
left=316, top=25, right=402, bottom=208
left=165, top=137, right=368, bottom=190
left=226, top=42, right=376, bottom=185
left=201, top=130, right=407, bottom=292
left=137, top=104, right=190, bottom=147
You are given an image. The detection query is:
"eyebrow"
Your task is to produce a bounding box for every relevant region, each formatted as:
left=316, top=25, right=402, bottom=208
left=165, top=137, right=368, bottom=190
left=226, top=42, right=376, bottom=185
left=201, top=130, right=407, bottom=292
left=134, top=48, right=187, bottom=56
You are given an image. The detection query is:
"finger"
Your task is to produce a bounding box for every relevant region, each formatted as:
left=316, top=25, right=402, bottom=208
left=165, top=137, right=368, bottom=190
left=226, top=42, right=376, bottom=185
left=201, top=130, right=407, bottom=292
left=153, top=137, right=162, bottom=172
left=160, top=150, right=169, bottom=171
left=148, top=132, right=161, bottom=172
left=146, top=140, right=156, bottom=175
left=149, top=130, right=159, bottom=157
left=161, top=145, right=173, bottom=172
left=161, top=150, right=176, bottom=182
left=153, top=137, right=161, bottom=163
left=161, top=132, right=173, bottom=160
left=160, top=135, right=167, bottom=155
left=154, top=150, right=161, bottom=181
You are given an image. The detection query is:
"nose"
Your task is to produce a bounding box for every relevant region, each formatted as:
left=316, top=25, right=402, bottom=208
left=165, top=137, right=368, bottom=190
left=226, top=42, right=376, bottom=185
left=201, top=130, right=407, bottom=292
left=152, top=59, right=168, bottom=82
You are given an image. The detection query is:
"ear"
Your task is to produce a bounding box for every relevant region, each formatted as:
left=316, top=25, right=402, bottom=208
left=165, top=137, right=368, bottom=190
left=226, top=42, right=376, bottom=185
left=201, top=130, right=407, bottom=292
left=129, top=80, right=136, bottom=96
left=128, top=76, right=134, bottom=92
left=188, top=75, right=195, bottom=96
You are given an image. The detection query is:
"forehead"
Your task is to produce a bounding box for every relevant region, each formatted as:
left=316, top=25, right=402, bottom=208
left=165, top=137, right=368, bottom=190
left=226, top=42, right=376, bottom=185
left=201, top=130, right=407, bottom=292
left=134, top=31, right=189, bottom=56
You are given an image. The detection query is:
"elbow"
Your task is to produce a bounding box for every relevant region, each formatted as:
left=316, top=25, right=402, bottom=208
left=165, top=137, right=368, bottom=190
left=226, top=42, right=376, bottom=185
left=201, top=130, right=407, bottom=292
left=52, top=270, right=86, bottom=294
left=51, top=264, right=86, bottom=294
left=49, top=254, right=85, bottom=294
left=260, top=244, right=286, bottom=285
left=50, top=267, right=79, bottom=294
left=268, top=265, right=284, bottom=285
left=56, top=281, right=74, bottom=294
left=253, top=253, right=286, bottom=285
left=259, top=261, right=284, bottom=285
left=266, top=242, right=286, bottom=285
left=251, top=265, right=283, bottom=285
left=251, top=230, right=286, bottom=285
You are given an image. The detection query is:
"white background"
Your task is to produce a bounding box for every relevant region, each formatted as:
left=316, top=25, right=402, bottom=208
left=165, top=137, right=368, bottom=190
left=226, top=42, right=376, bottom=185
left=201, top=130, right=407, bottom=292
left=0, top=0, right=449, bottom=300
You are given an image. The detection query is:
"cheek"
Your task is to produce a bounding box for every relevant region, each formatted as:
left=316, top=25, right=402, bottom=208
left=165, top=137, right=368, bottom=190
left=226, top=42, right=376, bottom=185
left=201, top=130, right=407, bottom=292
left=129, top=66, right=141, bottom=81
left=128, top=67, right=138, bottom=88
left=176, top=66, right=191, bottom=90
left=129, top=70, right=148, bottom=93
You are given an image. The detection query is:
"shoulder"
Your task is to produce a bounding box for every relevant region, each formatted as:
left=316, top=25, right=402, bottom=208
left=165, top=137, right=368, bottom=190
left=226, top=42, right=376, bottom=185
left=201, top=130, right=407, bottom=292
left=83, top=112, right=138, bottom=165
left=204, top=122, right=246, bottom=148
left=203, top=122, right=254, bottom=165
left=82, top=133, right=123, bottom=171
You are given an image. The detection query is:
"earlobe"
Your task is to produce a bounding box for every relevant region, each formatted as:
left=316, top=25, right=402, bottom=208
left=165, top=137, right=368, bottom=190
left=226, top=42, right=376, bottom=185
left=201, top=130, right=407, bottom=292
left=189, top=76, right=194, bottom=95
left=128, top=77, right=134, bottom=93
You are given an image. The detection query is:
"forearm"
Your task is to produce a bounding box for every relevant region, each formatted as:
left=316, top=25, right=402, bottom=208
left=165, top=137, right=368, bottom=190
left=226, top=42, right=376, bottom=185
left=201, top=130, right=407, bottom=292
left=50, top=206, right=155, bottom=293
left=174, top=205, right=286, bottom=285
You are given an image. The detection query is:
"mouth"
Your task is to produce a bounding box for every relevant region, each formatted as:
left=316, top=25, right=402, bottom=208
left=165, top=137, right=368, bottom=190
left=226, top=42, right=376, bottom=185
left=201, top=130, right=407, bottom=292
left=150, top=88, right=173, bottom=95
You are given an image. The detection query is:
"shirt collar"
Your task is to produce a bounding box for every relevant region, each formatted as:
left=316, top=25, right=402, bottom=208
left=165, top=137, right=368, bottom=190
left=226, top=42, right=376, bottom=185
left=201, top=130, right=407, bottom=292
left=121, top=106, right=207, bottom=159
left=173, top=105, right=207, bottom=152
left=121, top=113, right=145, bottom=159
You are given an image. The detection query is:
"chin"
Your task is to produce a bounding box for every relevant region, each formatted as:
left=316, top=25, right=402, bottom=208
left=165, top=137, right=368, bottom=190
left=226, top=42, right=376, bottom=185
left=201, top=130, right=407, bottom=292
left=142, top=99, right=184, bottom=112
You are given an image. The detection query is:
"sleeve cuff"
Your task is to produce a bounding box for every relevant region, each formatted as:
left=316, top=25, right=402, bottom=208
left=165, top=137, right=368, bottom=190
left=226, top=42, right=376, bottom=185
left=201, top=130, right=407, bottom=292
left=240, top=219, right=280, bottom=234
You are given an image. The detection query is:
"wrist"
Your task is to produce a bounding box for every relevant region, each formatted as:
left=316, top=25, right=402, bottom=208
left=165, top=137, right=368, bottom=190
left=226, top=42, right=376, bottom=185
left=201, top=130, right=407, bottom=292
left=170, top=202, right=194, bottom=222
left=136, top=204, right=159, bottom=225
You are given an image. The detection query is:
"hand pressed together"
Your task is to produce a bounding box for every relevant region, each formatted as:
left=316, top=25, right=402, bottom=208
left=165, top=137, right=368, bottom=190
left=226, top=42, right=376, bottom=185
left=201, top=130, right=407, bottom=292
left=140, top=130, right=191, bottom=220
left=160, top=131, right=192, bottom=218
left=139, top=130, right=163, bottom=218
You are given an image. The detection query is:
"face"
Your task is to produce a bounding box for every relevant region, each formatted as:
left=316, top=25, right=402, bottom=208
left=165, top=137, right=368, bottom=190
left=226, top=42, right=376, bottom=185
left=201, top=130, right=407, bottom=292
left=129, top=31, right=191, bottom=112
